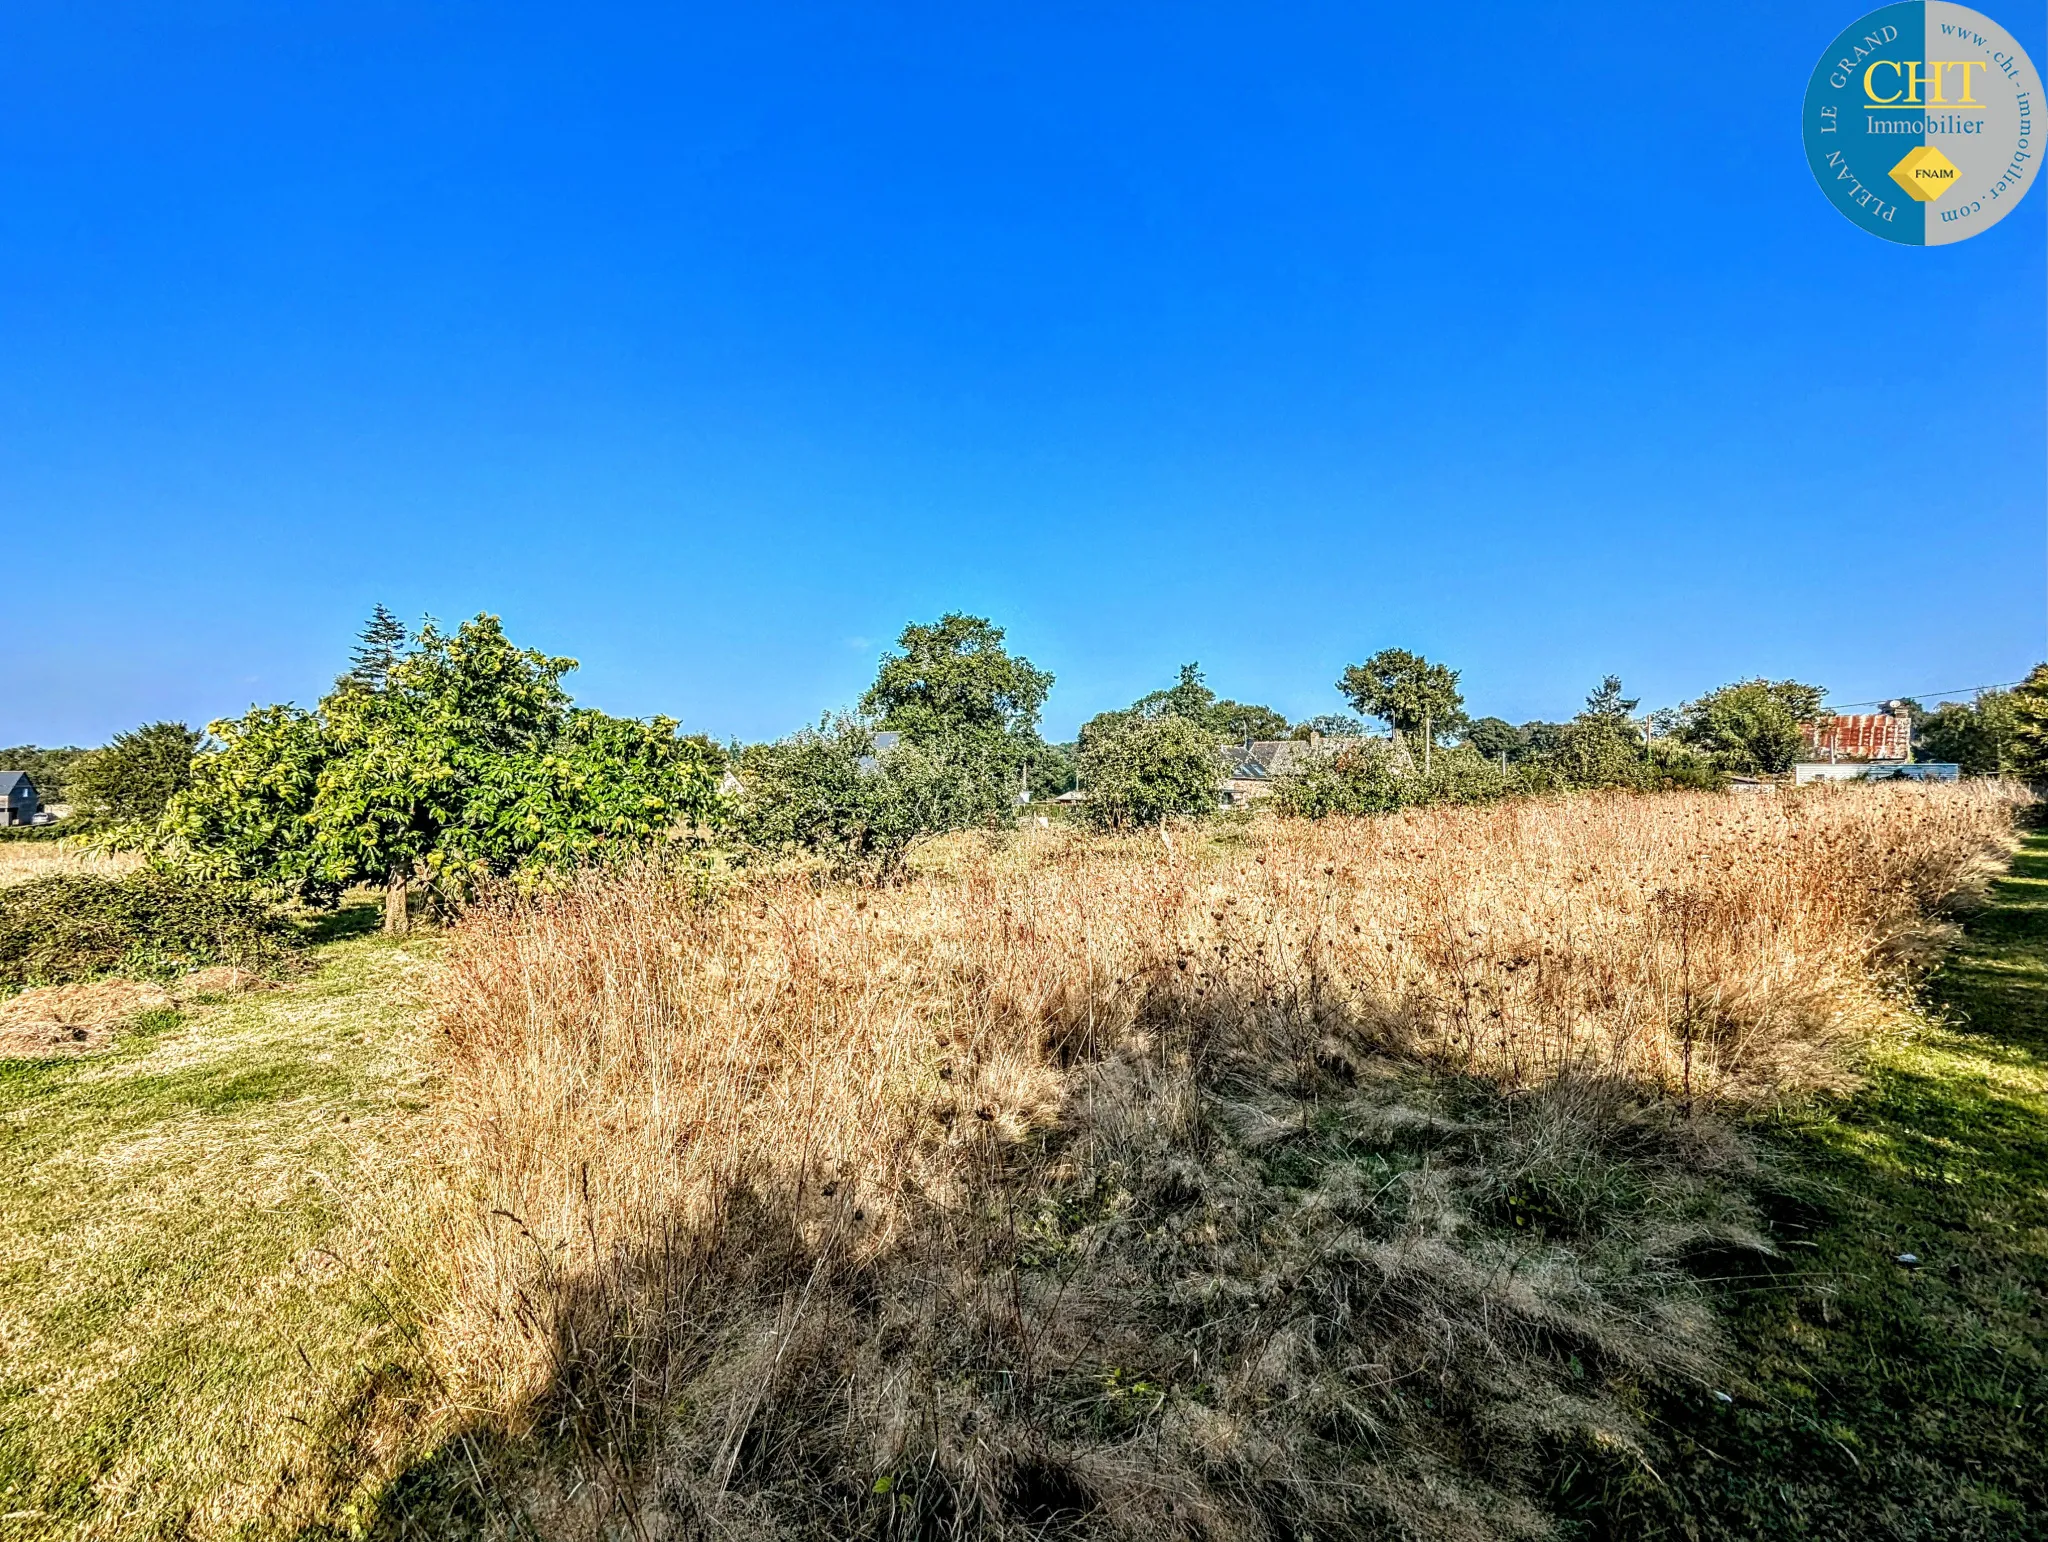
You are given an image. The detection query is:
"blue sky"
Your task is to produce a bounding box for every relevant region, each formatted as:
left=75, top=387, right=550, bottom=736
left=2, top=2, right=2042, bottom=746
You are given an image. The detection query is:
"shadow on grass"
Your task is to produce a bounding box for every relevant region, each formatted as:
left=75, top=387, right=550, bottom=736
left=1554, top=827, right=2048, bottom=1542
left=273, top=1356, right=554, bottom=1541
left=292, top=836, right=2048, bottom=1542
left=301, top=899, right=386, bottom=946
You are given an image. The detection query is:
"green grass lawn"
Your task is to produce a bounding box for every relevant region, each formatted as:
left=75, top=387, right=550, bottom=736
left=0, top=922, right=439, bottom=1542
left=1573, top=828, right=2048, bottom=1540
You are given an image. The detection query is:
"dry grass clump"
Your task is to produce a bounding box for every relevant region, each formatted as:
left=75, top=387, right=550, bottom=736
left=422, top=783, right=2023, bottom=1539
left=0, top=843, right=140, bottom=888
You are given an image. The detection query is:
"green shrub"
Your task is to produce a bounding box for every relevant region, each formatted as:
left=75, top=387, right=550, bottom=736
left=0, top=822, right=71, bottom=843
left=1269, top=740, right=1412, bottom=818
left=0, top=868, right=298, bottom=989
left=729, top=719, right=1013, bottom=869
left=1273, top=732, right=1719, bottom=820
left=1417, top=743, right=1516, bottom=804
left=1077, top=714, right=1224, bottom=828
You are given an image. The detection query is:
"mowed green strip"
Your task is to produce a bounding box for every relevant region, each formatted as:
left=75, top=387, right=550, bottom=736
left=1602, top=829, right=2048, bottom=1539
left=0, top=927, right=436, bottom=1542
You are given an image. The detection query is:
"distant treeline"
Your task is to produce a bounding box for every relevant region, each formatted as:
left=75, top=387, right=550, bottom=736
left=10, top=609, right=2045, bottom=927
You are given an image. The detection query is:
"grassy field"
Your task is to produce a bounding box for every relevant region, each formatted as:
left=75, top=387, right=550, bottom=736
left=0, top=845, right=141, bottom=889
left=413, top=785, right=2026, bottom=1539
left=1566, top=825, right=2048, bottom=1539
left=0, top=913, right=438, bottom=1541
left=0, top=798, right=2043, bottom=1539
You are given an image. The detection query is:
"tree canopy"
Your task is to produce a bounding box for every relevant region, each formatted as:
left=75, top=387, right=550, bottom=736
left=1675, top=678, right=1825, bottom=775
left=729, top=717, right=1008, bottom=868
left=860, top=614, right=1052, bottom=744
left=1292, top=713, right=1369, bottom=741
left=1087, top=663, right=1290, bottom=750
left=69, top=722, right=203, bottom=829
left=1916, top=695, right=2016, bottom=776
left=1581, top=676, right=1640, bottom=724
left=171, top=614, right=723, bottom=929
left=1076, top=714, right=1224, bottom=828
left=1337, top=650, right=1465, bottom=744
left=1463, top=717, right=1522, bottom=760
left=345, top=604, right=409, bottom=690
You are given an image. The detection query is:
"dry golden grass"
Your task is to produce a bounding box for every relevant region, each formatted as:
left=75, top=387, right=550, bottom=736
left=420, top=783, right=2025, bottom=1539
left=0, top=843, right=141, bottom=888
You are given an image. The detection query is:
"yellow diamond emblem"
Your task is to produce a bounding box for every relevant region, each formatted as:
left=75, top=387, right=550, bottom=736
left=1889, top=144, right=1960, bottom=202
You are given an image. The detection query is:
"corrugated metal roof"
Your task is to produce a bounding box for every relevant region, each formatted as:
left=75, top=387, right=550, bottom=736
left=1800, top=715, right=1910, bottom=762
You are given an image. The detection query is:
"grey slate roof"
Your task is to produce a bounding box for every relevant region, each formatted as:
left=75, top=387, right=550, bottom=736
left=0, top=772, right=35, bottom=799
left=1222, top=734, right=1410, bottom=783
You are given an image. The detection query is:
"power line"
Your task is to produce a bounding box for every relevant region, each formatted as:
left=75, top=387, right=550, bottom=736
left=1827, top=680, right=2027, bottom=710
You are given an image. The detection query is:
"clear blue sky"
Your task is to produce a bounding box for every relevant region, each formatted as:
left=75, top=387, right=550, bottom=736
left=3, top=2, right=2042, bottom=746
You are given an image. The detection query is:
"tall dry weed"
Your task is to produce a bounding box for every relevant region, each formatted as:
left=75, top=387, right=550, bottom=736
left=421, top=783, right=2023, bottom=1539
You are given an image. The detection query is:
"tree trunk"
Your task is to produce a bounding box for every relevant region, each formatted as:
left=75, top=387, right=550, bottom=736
left=1423, top=710, right=1432, bottom=776
left=384, top=870, right=410, bottom=935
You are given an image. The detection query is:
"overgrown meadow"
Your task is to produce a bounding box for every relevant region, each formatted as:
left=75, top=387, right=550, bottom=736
left=403, top=781, right=2024, bottom=1539
left=4, top=613, right=2042, bottom=1540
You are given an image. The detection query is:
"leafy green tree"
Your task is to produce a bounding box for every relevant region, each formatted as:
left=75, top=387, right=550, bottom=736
left=1418, top=744, right=1515, bottom=804
left=1916, top=693, right=2018, bottom=776
left=1497, top=679, right=1722, bottom=794
left=1545, top=717, right=1649, bottom=789
left=729, top=718, right=1005, bottom=867
left=1207, top=700, right=1291, bottom=743
left=1076, top=714, right=1223, bottom=829
left=1645, top=742, right=1727, bottom=791
left=1463, top=717, right=1523, bottom=761
left=861, top=613, right=1053, bottom=743
left=1270, top=740, right=1412, bottom=818
left=69, top=722, right=203, bottom=829
left=175, top=613, right=723, bottom=930
left=1526, top=677, right=1648, bottom=788
left=1337, top=649, right=1466, bottom=771
left=345, top=604, right=410, bottom=690
left=1131, top=663, right=1215, bottom=724
left=313, top=617, right=575, bottom=929
left=859, top=613, right=1053, bottom=815
left=1025, top=740, right=1077, bottom=801
left=1121, top=663, right=1288, bottom=744
left=463, top=711, right=725, bottom=873
left=2000, top=665, right=2048, bottom=775
left=170, top=706, right=331, bottom=895
left=1675, top=679, right=1825, bottom=775
left=1290, top=713, right=1369, bottom=741
left=1272, top=741, right=1509, bottom=819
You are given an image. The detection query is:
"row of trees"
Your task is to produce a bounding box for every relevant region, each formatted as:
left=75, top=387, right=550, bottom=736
left=0, top=725, right=200, bottom=828
left=1910, top=677, right=2048, bottom=776
left=27, top=611, right=2048, bottom=923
